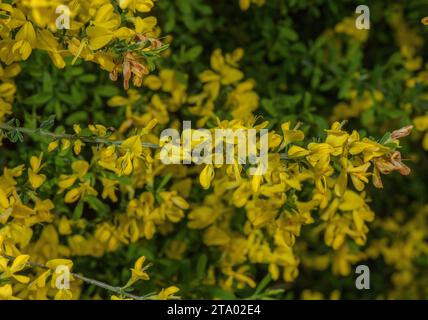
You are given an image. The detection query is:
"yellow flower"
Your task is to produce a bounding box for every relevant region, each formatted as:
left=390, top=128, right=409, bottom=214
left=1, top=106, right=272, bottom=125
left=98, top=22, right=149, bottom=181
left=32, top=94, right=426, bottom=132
left=92, top=4, right=121, bottom=30
left=325, top=122, right=349, bottom=156
left=239, top=0, right=251, bottom=11
left=306, top=143, right=334, bottom=167
left=46, top=259, right=74, bottom=295
left=116, top=135, right=144, bottom=176
left=301, top=290, right=324, bottom=300
left=58, top=160, right=90, bottom=192
left=135, top=16, right=157, bottom=34
left=14, top=21, right=36, bottom=60
left=88, top=124, right=108, bottom=137
left=122, top=135, right=143, bottom=155
left=64, top=181, right=98, bottom=204
left=0, top=255, right=30, bottom=284
left=58, top=216, right=72, bottom=235
left=117, top=152, right=134, bottom=176
left=85, top=3, right=137, bottom=50
left=199, top=49, right=244, bottom=100
left=349, top=137, right=389, bottom=162
left=203, top=225, right=230, bottom=246
left=46, top=259, right=73, bottom=271
left=0, top=188, right=10, bottom=209
left=165, top=240, right=187, bottom=260
left=143, top=74, right=162, bottom=90
left=211, top=49, right=244, bottom=85
left=61, top=139, right=71, bottom=151
left=47, top=140, right=59, bottom=152
left=239, top=0, right=265, bottom=11
left=223, top=266, right=256, bottom=289
left=123, top=256, right=150, bottom=288
left=199, top=164, right=215, bottom=189
left=187, top=205, right=218, bottom=229
left=0, top=284, right=18, bottom=300
left=287, top=145, right=310, bottom=158
left=324, top=218, right=348, bottom=250
left=338, top=190, right=366, bottom=211
left=28, top=152, right=46, bottom=189
left=413, top=114, right=428, bottom=150
left=73, top=139, right=83, bottom=155
left=100, top=178, right=120, bottom=202
left=156, top=286, right=180, bottom=300
left=28, top=270, right=51, bottom=291
left=119, top=0, right=155, bottom=13
left=335, top=17, right=368, bottom=42
left=347, top=162, right=371, bottom=191
left=54, top=289, right=73, bottom=300
left=332, top=245, right=363, bottom=276
left=280, top=122, right=304, bottom=150
left=87, top=26, right=134, bottom=51
left=413, top=114, right=428, bottom=131
left=36, top=29, right=65, bottom=68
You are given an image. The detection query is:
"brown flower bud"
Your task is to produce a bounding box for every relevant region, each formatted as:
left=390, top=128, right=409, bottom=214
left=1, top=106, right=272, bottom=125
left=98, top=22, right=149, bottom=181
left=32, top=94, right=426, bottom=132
left=390, top=151, right=411, bottom=176
left=390, top=125, right=413, bottom=140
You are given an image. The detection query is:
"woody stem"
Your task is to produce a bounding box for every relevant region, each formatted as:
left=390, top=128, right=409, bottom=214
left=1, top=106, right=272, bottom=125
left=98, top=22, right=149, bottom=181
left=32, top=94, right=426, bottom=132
left=1, top=123, right=294, bottom=160
left=2, top=254, right=148, bottom=300
left=0, top=123, right=160, bottom=149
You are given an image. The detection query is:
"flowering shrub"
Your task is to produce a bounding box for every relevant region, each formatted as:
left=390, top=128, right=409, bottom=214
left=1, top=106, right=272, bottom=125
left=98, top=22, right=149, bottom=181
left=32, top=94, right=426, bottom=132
left=0, top=0, right=427, bottom=300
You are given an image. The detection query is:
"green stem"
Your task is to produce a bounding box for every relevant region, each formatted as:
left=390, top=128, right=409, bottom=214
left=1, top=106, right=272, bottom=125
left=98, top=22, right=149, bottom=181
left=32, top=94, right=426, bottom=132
left=0, top=124, right=294, bottom=160
left=0, top=123, right=160, bottom=149
left=2, top=254, right=151, bottom=300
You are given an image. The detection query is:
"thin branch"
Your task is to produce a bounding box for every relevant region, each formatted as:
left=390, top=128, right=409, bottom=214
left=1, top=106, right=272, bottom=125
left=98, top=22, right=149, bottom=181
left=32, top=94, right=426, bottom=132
left=0, top=123, right=160, bottom=149
left=2, top=254, right=149, bottom=300
left=0, top=123, right=296, bottom=161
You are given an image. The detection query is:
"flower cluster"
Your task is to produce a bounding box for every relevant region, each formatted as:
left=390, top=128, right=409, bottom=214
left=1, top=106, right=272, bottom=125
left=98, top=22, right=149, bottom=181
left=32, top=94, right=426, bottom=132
left=0, top=0, right=165, bottom=89
left=1, top=0, right=427, bottom=300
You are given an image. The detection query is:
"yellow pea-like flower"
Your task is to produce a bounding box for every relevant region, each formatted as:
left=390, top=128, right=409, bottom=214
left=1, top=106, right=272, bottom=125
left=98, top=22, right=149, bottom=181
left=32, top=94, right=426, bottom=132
left=199, top=164, right=215, bottom=189
left=48, top=140, right=59, bottom=152
left=28, top=153, right=46, bottom=189
left=287, top=145, right=310, bottom=158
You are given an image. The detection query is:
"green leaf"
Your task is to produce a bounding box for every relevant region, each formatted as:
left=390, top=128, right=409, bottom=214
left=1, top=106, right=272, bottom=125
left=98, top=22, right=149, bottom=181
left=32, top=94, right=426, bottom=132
left=95, top=85, right=121, bottom=97
left=42, top=72, right=53, bottom=93
left=281, top=27, right=298, bottom=41
left=379, top=132, right=391, bottom=144
left=64, top=67, right=84, bottom=78
left=78, top=74, right=97, bottom=83
left=303, top=92, right=312, bottom=109
left=54, top=100, right=63, bottom=120
left=254, top=274, right=272, bottom=296
left=157, top=173, right=172, bottom=192
left=261, top=99, right=277, bottom=117
left=8, top=130, right=24, bottom=143
left=211, top=288, right=236, bottom=300
left=40, top=115, right=56, bottom=130
left=196, top=254, right=207, bottom=279
left=77, top=128, right=94, bottom=138
left=361, top=109, right=375, bottom=127
left=185, top=46, right=203, bottom=62
left=73, top=200, right=84, bottom=220
left=65, top=111, right=88, bottom=126
left=85, top=195, right=109, bottom=214
left=163, top=7, right=176, bottom=33
left=23, top=92, right=52, bottom=106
